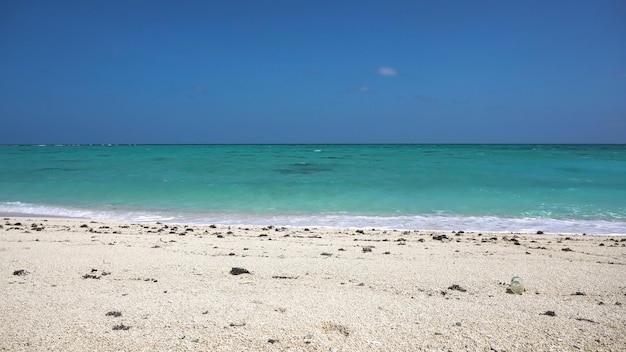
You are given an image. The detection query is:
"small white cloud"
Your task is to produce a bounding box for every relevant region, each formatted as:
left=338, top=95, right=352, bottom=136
left=345, top=85, right=373, bottom=93
left=378, top=66, right=397, bottom=76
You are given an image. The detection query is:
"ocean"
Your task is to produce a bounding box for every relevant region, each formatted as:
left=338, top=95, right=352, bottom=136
left=1, top=144, right=625, bottom=235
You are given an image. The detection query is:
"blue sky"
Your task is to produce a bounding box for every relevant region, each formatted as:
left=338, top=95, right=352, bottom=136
left=1, top=0, right=625, bottom=144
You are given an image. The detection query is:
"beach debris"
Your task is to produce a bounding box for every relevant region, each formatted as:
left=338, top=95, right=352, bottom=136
left=572, top=291, right=586, bottom=296
left=105, top=311, right=122, bottom=317
left=562, top=247, right=573, bottom=252
left=507, top=276, right=525, bottom=294
left=320, top=252, right=333, bottom=256
left=13, top=269, right=30, bottom=276
left=575, top=317, right=597, bottom=323
left=536, top=231, right=544, bottom=234
left=83, top=269, right=110, bottom=279
left=432, top=234, right=449, bottom=241
left=272, top=275, right=298, bottom=279
left=267, top=339, right=279, bottom=344
left=112, top=324, right=131, bottom=330
left=448, top=284, right=467, bottom=292
left=30, top=223, right=44, bottom=231
left=230, top=267, right=250, bottom=275
left=321, top=322, right=350, bottom=337
left=540, top=310, right=556, bottom=317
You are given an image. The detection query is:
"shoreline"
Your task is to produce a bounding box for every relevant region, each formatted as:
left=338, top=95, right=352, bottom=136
left=1, top=209, right=624, bottom=236
left=2, top=216, right=625, bottom=351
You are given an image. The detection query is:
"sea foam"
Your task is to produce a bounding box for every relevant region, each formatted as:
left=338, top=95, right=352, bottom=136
left=2, top=202, right=624, bottom=235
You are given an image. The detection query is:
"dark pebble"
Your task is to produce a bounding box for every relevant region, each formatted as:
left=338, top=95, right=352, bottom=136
left=13, top=269, right=30, bottom=276
left=82, top=274, right=101, bottom=279
left=448, top=284, right=467, bottom=292
left=433, top=234, right=448, bottom=241
left=230, top=267, right=250, bottom=275
left=541, top=310, right=556, bottom=317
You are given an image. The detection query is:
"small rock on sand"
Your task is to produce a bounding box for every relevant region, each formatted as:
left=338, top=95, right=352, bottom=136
left=230, top=267, right=250, bottom=275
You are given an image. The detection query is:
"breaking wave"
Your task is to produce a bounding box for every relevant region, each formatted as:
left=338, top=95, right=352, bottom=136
left=1, top=201, right=624, bottom=235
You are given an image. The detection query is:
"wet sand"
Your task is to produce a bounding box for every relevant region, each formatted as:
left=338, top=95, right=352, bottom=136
left=1, top=217, right=625, bottom=351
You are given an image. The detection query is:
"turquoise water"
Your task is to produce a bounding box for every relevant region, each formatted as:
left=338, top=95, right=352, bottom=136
left=1, top=144, right=625, bottom=234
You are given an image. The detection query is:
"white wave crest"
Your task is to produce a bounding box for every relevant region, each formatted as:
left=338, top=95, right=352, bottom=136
left=1, top=201, right=624, bottom=235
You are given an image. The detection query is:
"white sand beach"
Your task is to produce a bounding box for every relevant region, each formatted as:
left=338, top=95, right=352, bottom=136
left=1, top=217, right=625, bottom=351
